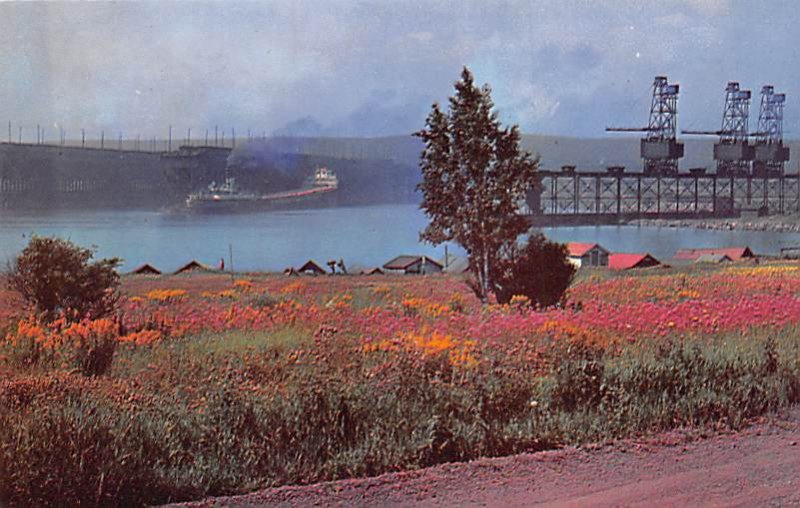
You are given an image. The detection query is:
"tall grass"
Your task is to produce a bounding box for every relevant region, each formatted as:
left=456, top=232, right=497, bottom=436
left=1, top=330, right=798, bottom=507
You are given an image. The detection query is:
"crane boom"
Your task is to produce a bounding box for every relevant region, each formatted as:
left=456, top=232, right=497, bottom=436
left=605, top=127, right=651, bottom=132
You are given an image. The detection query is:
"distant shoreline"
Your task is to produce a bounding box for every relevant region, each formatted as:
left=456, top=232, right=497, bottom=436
left=629, top=215, right=800, bottom=234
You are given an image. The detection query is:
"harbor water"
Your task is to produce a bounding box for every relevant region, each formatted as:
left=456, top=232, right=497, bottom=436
left=2, top=204, right=800, bottom=272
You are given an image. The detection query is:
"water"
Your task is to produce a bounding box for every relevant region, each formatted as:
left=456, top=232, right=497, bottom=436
left=1, top=204, right=800, bottom=272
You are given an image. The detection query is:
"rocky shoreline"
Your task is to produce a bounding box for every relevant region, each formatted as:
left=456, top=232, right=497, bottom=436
left=630, top=215, right=800, bottom=233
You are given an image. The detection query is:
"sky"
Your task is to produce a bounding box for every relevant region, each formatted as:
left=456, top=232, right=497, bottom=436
left=0, top=0, right=798, bottom=141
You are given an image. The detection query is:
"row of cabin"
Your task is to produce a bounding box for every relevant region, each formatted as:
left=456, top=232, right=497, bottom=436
left=567, top=243, right=755, bottom=270
left=286, top=255, right=451, bottom=276
left=130, top=260, right=213, bottom=275
left=130, top=245, right=756, bottom=277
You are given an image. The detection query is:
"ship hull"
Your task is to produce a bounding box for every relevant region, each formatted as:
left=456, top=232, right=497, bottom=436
left=185, top=187, right=339, bottom=214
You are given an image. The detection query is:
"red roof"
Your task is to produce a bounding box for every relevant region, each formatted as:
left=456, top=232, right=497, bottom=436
left=609, top=253, right=661, bottom=270
left=673, top=247, right=754, bottom=261
left=567, top=242, right=599, bottom=257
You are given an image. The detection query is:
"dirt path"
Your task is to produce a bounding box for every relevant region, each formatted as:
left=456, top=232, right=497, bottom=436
left=172, top=409, right=800, bottom=507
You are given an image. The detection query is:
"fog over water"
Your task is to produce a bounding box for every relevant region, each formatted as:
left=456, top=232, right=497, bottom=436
left=2, top=205, right=800, bottom=272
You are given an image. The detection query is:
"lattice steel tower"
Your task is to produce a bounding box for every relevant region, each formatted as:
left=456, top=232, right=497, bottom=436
left=607, top=76, right=684, bottom=176
left=683, top=81, right=754, bottom=176
left=716, top=82, right=753, bottom=176
left=753, top=85, right=790, bottom=176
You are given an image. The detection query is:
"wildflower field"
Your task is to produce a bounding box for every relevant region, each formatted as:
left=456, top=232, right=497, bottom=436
left=2, top=263, right=800, bottom=507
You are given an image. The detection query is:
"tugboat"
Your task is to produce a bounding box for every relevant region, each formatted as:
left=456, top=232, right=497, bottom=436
left=185, top=167, right=338, bottom=213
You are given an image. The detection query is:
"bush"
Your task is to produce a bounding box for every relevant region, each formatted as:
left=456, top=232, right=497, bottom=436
left=7, top=237, right=121, bottom=323
left=4, top=317, right=120, bottom=376
left=2, top=334, right=799, bottom=507
left=490, top=234, right=576, bottom=307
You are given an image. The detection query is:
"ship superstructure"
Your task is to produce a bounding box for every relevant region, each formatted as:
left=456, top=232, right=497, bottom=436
left=185, top=166, right=338, bottom=212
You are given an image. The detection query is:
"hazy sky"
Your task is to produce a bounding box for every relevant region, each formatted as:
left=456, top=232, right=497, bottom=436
left=0, top=0, right=797, bottom=140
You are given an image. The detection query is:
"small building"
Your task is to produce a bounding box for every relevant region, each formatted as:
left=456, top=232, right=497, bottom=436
left=439, top=254, right=470, bottom=274
left=130, top=263, right=162, bottom=275
left=781, top=246, right=800, bottom=259
left=348, top=265, right=384, bottom=275
left=297, top=260, right=326, bottom=276
left=673, top=246, right=755, bottom=262
left=609, top=252, right=661, bottom=270
left=383, top=255, right=443, bottom=275
left=693, top=253, right=733, bottom=264
left=174, top=260, right=213, bottom=274
left=567, top=242, right=610, bottom=268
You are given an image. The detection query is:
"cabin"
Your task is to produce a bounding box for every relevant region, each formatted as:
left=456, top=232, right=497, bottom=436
left=567, top=242, right=610, bottom=268
left=693, top=253, right=733, bottom=264
left=130, top=263, right=162, bottom=275
left=383, top=255, right=443, bottom=275
left=297, top=260, right=326, bottom=276
left=673, top=246, right=755, bottom=262
left=609, top=252, right=661, bottom=270
left=174, top=260, right=213, bottom=274
left=348, top=265, right=384, bottom=275
left=439, top=254, right=470, bottom=274
left=781, top=247, right=800, bottom=260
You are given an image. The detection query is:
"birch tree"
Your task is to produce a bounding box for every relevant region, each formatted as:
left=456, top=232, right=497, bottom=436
left=415, top=67, right=539, bottom=303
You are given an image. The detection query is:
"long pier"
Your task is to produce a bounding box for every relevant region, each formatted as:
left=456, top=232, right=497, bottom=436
left=525, top=169, right=800, bottom=226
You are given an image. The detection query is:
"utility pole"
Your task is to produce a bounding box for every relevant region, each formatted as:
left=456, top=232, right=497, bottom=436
left=82, top=129, right=85, bottom=148
left=168, top=124, right=172, bottom=152
left=187, top=127, right=191, bottom=146
left=18, top=126, right=22, bottom=144
left=118, top=132, right=123, bottom=150
left=101, top=131, right=105, bottom=150
left=205, top=129, right=209, bottom=146
left=7, top=121, right=10, bottom=143
left=232, top=127, right=236, bottom=148
left=229, top=243, right=234, bottom=283
left=214, top=125, right=218, bottom=146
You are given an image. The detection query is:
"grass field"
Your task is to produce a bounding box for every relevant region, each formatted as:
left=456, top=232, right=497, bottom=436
left=1, top=264, right=799, bottom=507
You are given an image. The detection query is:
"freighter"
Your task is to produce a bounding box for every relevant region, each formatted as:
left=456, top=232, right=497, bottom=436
left=185, top=166, right=338, bottom=212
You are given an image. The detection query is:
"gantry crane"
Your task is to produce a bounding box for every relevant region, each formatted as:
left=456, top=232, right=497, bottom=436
left=607, top=76, right=684, bottom=176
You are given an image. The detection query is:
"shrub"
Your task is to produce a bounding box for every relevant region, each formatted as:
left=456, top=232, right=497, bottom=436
left=490, top=234, right=576, bottom=307
left=6, top=236, right=121, bottom=323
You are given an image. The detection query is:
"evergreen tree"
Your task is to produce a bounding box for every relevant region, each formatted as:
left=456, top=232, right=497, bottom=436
left=490, top=234, right=576, bottom=308
left=415, top=67, right=539, bottom=302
